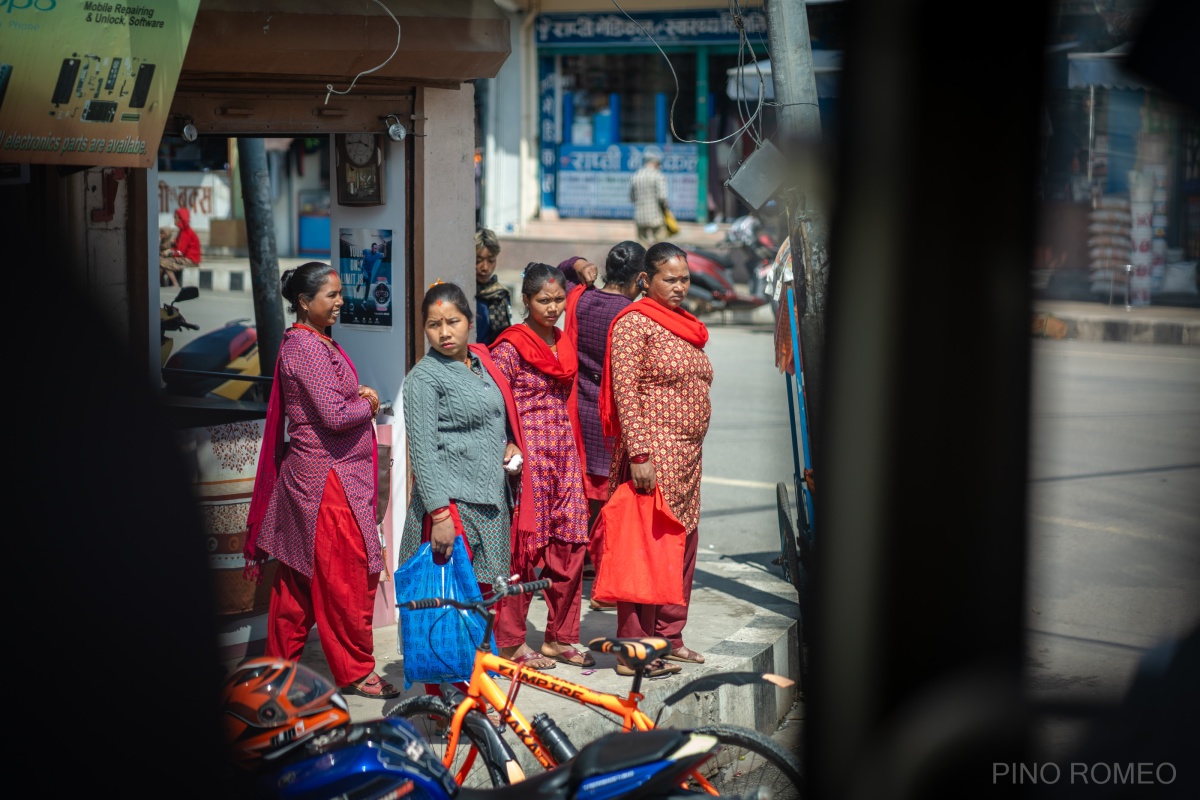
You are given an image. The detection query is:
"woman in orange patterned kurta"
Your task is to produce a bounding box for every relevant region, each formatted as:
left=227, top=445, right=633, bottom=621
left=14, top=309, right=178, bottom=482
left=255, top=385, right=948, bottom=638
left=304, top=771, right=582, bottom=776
left=601, top=241, right=713, bottom=673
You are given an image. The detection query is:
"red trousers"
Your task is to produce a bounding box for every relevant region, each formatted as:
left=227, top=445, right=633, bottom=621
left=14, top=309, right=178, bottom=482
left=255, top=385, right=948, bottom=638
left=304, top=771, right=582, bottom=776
left=616, top=528, right=699, bottom=649
left=494, top=539, right=586, bottom=648
left=266, top=469, right=379, bottom=687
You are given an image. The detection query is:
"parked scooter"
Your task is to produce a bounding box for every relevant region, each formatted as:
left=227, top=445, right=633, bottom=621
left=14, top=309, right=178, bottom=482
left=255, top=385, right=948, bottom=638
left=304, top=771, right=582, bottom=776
left=676, top=212, right=775, bottom=317
left=723, top=213, right=782, bottom=302
left=162, top=314, right=263, bottom=402
left=222, top=658, right=766, bottom=800
left=680, top=243, right=769, bottom=317
left=160, top=286, right=200, bottom=367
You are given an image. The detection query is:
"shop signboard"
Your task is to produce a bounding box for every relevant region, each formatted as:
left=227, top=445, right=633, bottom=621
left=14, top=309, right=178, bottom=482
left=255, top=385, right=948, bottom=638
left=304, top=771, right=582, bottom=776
left=538, top=55, right=558, bottom=216
left=535, top=9, right=765, bottom=47
left=0, top=0, right=201, bottom=168
left=157, top=170, right=232, bottom=239
left=556, top=143, right=699, bottom=221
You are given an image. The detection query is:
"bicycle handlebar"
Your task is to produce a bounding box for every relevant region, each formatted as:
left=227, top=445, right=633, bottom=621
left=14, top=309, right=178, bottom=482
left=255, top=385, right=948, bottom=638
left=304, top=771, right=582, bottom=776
left=402, top=578, right=551, bottom=611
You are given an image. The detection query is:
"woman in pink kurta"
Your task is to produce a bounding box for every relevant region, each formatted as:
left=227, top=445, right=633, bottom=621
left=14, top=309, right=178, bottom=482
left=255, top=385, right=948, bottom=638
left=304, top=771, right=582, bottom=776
left=600, top=242, right=713, bottom=673
left=489, top=262, right=594, bottom=669
left=244, top=262, right=397, bottom=699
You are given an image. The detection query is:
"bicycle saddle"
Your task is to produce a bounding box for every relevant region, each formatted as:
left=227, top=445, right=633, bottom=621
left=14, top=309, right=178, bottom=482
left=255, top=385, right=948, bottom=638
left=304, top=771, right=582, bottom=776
left=586, top=636, right=671, bottom=670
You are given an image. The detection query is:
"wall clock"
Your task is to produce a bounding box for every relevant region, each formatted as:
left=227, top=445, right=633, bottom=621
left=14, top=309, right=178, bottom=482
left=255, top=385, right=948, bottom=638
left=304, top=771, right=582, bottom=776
left=335, top=133, right=385, bottom=206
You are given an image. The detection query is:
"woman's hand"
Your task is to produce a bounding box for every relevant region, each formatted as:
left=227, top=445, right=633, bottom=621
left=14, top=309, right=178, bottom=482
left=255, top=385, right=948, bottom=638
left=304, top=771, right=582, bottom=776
left=579, top=261, right=599, bottom=287
left=631, top=457, right=656, bottom=494
left=430, top=515, right=457, bottom=557
left=503, top=443, right=523, bottom=475
left=358, top=385, right=380, bottom=416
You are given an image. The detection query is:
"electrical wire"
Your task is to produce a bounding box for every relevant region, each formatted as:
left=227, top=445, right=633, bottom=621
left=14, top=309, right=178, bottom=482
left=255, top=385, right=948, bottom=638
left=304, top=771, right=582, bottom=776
left=324, top=0, right=402, bottom=104
left=608, top=0, right=777, bottom=184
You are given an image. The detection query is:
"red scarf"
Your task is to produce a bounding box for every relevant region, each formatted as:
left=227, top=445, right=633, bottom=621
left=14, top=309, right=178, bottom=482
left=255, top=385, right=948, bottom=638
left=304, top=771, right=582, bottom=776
left=558, top=256, right=588, bottom=348
left=488, top=323, right=588, bottom=548
left=563, top=283, right=589, bottom=472
left=564, top=282, right=586, bottom=348
left=598, top=300, right=709, bottom=441
left=468, top=343, right=538, bottom=540
left=243, top=326, right=373, bottom=582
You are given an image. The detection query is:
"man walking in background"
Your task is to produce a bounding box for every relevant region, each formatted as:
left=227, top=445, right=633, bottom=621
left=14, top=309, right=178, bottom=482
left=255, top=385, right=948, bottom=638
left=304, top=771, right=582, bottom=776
left=629, top=146, right=669, bottom=245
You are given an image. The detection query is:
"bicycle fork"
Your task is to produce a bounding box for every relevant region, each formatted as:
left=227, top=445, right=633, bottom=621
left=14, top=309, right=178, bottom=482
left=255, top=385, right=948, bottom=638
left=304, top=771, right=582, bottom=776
left=440, top=683, right=526, bottom=784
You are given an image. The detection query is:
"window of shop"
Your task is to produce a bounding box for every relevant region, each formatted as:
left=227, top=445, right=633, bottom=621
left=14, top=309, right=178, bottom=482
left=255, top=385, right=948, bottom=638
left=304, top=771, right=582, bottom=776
left=559, top=53, right=698, bottom=145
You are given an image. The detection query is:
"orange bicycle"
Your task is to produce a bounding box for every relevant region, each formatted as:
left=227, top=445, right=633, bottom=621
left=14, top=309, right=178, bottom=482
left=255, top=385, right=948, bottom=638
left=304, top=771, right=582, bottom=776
left=389, top=577, right=801, bottom=797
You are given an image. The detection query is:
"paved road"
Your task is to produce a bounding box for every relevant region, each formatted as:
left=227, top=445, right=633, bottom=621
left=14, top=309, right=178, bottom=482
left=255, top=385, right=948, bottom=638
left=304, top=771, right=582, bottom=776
left=1025, top=339, right=1200, bottom=758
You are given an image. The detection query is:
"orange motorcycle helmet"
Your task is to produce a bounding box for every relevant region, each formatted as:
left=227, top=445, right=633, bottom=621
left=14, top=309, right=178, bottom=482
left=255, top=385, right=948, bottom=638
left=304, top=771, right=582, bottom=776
left=221, top=657, right=351, bottom=768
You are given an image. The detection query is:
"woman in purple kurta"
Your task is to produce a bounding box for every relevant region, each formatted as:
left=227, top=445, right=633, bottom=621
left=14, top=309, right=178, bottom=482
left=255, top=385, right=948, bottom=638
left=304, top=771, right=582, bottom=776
left=561, top=245, right=647, bottom=611
left=560, top=243, right=646, bottom=504
left=246, top=262, right=398, bottom=699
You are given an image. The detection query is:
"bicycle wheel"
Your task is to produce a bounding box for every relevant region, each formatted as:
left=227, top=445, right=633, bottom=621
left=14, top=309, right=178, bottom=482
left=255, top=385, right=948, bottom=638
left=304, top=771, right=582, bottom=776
left=777, top=482, right=801, bottom=590
left=388, top=694, right=510, bottom=787
left=690, top=723, right=803, bottom=800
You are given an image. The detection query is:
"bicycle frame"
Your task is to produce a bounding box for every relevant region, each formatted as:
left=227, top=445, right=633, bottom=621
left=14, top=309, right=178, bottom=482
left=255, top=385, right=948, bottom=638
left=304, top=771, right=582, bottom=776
left=441, top=649, right=658, bottom=782
left=403, top=581, right=720, bottom=794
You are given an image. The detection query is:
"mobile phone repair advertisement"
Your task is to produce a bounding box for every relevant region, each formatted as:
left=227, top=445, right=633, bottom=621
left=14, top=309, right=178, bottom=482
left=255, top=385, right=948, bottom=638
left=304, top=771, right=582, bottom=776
left=0, top=0, right=200, bottom=168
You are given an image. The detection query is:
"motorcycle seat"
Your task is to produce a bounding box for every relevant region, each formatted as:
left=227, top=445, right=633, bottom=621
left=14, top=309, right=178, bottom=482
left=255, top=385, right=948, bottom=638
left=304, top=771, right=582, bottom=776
left=456, top=730, right=693, bottom=800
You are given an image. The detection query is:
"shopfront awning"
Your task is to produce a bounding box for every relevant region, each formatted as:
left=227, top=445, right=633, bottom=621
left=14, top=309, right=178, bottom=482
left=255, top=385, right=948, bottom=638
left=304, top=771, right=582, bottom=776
left=725, top=52, right=842, bottom=101
left=1067, top=44, right=1152, bottom=90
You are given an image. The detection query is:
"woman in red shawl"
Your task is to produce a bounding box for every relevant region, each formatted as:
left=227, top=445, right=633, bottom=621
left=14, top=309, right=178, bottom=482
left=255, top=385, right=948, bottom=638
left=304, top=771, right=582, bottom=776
left=243, top=262, right=395, bottom=698
left=490, top=262, right=594, bottom=669
left=159, top=206, right=202, bottom=287
left=599, top=241, right=713, bottom=674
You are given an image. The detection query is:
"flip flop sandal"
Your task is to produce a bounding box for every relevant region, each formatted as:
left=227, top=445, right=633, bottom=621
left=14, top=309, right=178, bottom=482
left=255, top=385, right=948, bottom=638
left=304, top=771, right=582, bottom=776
left=615, top=658, right=682, bottom=678
left=545, top=647, right=596, bottom=668
left=341, top=673, right=401, bottom=699
left=511, top=651, right=557, bottom=671
left=664, top=646, right=706, bottom=664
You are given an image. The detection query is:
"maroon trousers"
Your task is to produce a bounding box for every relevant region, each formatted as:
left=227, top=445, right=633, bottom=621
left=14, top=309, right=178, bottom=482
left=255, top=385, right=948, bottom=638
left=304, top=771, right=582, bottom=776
left=616, top=528, right=699, bottom=649
left=266, top=469, right=379, bottom=687
left=495, top=539, right=587, bottom=648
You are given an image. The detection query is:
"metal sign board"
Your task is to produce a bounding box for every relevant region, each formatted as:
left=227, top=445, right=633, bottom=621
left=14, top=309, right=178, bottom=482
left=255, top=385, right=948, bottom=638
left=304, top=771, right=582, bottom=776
left=0, top=0, right=201, bottom=168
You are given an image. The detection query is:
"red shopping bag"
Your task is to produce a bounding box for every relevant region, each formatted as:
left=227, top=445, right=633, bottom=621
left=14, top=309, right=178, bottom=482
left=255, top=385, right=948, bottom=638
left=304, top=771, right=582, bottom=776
left=589, top=481, right=686, bottom=605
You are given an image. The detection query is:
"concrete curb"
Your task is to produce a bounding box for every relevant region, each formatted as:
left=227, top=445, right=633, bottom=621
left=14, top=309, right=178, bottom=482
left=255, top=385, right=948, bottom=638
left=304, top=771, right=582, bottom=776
left=193, top=256, right=1200, bottom=347
left=1033, top=308, right=1200, bottom=346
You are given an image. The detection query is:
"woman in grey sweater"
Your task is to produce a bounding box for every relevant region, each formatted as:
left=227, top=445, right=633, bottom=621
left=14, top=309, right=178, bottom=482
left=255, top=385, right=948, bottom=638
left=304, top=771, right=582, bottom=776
left=398, top=282, right=520, bottom=592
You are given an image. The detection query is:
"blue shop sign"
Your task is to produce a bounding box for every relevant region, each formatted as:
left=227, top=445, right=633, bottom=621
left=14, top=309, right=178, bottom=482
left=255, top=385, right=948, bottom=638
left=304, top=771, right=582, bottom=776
left=557, top=144, right=699, bottom=221
left=535, top=9, right=767, bottom=47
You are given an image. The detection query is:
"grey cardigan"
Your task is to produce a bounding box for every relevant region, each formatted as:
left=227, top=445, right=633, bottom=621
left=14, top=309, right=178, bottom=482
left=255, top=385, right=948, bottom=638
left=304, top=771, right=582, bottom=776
left=401, top=348, right=508, bottom=512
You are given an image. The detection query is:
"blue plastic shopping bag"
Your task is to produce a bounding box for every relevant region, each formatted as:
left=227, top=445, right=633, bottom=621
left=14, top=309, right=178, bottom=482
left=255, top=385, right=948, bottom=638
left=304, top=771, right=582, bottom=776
left=394, top=537, right=495, bottom=690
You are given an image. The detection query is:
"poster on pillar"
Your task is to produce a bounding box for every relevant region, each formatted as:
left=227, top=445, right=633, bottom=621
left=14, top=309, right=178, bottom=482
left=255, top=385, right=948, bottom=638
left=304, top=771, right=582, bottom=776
left=0, top=0, right=201, bottom=168
left=557, top=143, right=699, bottom=221
left=338, top=228, right=393, bottom=329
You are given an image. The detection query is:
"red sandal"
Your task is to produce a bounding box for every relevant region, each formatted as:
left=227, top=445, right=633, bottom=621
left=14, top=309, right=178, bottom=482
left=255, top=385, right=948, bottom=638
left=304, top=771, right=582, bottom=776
left=341, top=672, right=401, bottom=699
left=510, top=651, right=557, bottom=671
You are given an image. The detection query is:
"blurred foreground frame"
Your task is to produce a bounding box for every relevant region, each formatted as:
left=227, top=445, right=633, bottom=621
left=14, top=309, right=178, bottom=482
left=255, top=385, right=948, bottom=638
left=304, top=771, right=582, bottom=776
left=806, top=1, right=1200, bottom=798
left=806, top=0, right=1046, bottom=798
